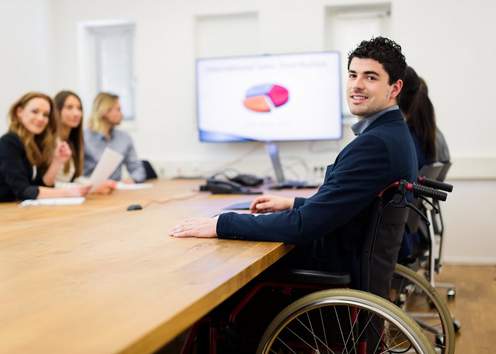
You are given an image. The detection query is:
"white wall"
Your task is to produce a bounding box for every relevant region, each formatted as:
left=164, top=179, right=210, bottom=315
left=1, top=0, right=495, bottom=263
left=49, top=0, right=339, bottom=180
left=0, top=0, right=54, bottom=134
left=443, top=179, right=496, bottom=264
left=43, top=0, right=496, bottom=179
left=391, top=0, right=496, bottom=179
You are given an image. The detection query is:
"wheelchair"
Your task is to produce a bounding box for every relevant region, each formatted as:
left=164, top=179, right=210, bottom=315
left=256, top=179, right=453, bottom=354
left=179, top=179, right=451, bottom=354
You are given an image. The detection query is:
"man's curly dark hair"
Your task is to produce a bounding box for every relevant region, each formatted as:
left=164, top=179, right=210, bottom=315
left=347, top=36, right=406, bottom=84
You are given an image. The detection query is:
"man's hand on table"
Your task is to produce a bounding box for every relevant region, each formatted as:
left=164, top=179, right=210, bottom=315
left=170, top=217, right=219, bottom=238
left=250, top=195, right=294, bottom=213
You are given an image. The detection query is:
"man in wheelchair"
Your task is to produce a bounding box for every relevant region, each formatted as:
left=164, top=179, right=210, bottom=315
left=170, top=37, right=433, bottom=353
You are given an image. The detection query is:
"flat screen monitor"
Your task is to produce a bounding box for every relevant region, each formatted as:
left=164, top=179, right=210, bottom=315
left=196, top=51, right=342, bottom=143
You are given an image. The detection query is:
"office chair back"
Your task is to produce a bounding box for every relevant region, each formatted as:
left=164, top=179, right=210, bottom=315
left=407, top=163, right=444, bottom=234
left=141, top=160, right=158, bottom=180
left=420, top=162, right=444, bottom=179
left=437, top=161, right=452, bottom=182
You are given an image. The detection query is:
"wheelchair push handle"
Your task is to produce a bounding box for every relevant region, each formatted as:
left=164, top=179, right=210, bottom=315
left=380, top=179, right=449, bottom=202
left=409, top=183, right=448, bottom=201
left=417, top=176, right=453, bottom=192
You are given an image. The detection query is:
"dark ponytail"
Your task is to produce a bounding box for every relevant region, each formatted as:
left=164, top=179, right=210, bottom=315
left=399, top=67, right=436, bottom=160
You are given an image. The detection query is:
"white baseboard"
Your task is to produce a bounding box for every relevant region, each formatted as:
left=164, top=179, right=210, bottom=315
left=443, top=256, right=496, bottom=265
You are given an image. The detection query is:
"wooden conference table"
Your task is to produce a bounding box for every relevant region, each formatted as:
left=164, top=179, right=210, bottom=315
left=0, top=180, right=314, bottom=354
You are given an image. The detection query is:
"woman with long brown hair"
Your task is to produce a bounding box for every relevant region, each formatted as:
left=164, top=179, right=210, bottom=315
left=54, top=90, right=84, bottom=182
left=0, top=92, right=89, bottom=201
left=397, top=67, right=451, bottom=262
left=53, top=90, right=116, bottom=193
left=398, top=66, right=450, bottom=168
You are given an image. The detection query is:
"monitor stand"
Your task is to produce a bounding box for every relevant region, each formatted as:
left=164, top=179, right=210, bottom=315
left=266, top=142, right=318, bottom=190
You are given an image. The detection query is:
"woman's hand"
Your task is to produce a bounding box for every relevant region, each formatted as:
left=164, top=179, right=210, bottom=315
left=42, top=141, right=73, bottom=186
left=54, top=140, right=72, bottom=164
left=92, top=180, right=117, bottom=195
left=64, top=185, right=91, bottom=197
left=249, top=195, right=294, bottom=213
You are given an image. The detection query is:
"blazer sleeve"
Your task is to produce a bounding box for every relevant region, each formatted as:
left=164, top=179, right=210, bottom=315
left=217, top=134, right=393, bottom=244
left=0, top=134, right=40, bottom=200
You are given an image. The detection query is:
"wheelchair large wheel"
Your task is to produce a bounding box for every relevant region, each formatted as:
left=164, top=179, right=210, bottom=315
left=391, top=264, right=455, bottom=354
left=257, top=288, right=434, bottom=354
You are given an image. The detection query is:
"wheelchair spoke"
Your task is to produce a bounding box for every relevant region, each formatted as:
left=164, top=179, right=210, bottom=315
left=306, top=312, right=319, bottom=351
left=368, top=314, right=412, bottom=354
left=295, top=314, right=336, bottom=353
left=334, top=307, right=349, bottom=354
left=372, top=324, right=386, bottom=353
left=286, top=326, right=319, bottom=352
left=319, top=308, right=330, bottom=354
left=353, top=311, right=376, bottom=345
left=384, top=320, right=403, bottom=346
left=378, top=339, right=412, bottom=354
left=342, top=307, right=360, bottom=354
left=275, top=336, right=297, bottom=353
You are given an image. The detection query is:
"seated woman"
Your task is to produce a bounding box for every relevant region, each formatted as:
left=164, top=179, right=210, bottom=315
left=54, top=90, right=115, bottom=193
left=54, top=90, right=85, bottom=183
left=398, top=67, right=451, bottom=262
left=399, top=67, right=435, bottom=169
left=0, top=92, right=89, bottom=202
left=83, top=92, right=145, bottom=183
left=399, top=66, right=450, bottom=169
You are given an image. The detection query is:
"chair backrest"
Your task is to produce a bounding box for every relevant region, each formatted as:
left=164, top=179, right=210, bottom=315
left=406, top=162, right=444, bottom=233
left=420, top=162, right=444, bottom=179
left=142, top=160, right=158, bottom=180
left=437, top=161, right=452, bottom=182
left=358, top=195, right=410, bottom=299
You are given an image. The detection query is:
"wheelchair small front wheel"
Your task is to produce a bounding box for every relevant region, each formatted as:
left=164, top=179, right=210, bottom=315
left=257, top=288, right=435, bottom=354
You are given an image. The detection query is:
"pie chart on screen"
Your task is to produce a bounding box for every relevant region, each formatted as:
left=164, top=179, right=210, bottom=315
left=243, top=84, right=289, bottom=113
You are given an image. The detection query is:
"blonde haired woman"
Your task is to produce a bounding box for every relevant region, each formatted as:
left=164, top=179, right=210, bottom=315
left=0, top=92, right=89, bottom=201
left=84, top=92, right=145, bottom=182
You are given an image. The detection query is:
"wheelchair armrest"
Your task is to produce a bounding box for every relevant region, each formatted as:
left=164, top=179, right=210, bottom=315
left=286, top=269, right=351, bottom=286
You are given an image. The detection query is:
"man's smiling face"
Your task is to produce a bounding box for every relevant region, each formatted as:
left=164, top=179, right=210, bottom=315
left=347, top=57, right=403, bottom=118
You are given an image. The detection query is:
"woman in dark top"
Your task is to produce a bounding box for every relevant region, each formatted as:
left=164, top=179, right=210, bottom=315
left=398, top=66, right=438, bottom=169
left=0, top=92, right=89, bottom=202
left=398, top=67, right=451, bottom=261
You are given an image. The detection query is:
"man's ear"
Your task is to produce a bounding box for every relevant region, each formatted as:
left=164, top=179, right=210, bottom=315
left=390, top=79, right=403, bottom=100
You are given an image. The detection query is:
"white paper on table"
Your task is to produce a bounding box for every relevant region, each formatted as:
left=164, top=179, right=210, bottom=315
left=20, top=197, right=85, bottom=207
left=115, top=182, right=153, bottom=190
left=88, top=148, right=123, bottom=192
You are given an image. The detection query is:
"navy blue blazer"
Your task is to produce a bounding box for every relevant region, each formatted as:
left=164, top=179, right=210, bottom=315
left=217, top=109, right=417, bottom=271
